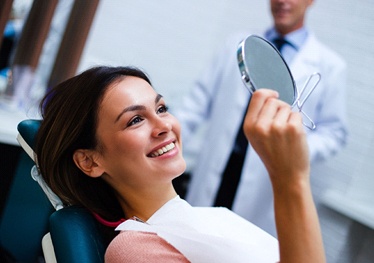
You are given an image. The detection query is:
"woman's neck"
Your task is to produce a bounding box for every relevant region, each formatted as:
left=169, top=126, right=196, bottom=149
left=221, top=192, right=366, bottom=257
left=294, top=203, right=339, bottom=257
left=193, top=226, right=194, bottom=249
left=117, top=184, right=177, bottom=222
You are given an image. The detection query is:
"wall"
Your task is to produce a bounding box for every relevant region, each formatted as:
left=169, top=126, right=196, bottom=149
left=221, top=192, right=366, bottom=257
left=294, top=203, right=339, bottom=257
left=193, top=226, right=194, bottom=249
left=78, top=0, right=272, bottom=108
left=307, top=1, right=374, bottom=262
left=77, top=1, right=374, bottom=262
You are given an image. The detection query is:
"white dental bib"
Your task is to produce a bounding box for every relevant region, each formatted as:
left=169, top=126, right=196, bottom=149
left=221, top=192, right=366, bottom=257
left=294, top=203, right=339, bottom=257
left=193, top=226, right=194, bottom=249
left=116, top=196, right=279, bottom=263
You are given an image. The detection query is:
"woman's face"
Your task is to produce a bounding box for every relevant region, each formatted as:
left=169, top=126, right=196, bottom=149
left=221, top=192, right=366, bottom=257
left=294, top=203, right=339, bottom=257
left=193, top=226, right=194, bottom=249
left=93, top=76, right=186, bottom=191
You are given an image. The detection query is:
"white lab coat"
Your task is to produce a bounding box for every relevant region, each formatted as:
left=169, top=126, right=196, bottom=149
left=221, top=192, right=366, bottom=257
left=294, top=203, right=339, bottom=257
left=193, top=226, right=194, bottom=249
left=174, top=30, right=348, bottom=236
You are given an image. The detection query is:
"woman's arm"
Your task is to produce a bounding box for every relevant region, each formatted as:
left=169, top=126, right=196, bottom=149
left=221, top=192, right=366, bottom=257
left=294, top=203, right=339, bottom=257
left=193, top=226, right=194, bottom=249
left=105, top=231, right=189, bottom=263
left=243, top=89, right=325, bottom=263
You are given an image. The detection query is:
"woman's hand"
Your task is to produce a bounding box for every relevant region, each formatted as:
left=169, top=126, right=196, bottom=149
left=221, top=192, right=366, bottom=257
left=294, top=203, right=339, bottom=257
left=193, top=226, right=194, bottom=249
left=243, top=89, right=310, bottom=192
left=243, top=89, right=325, bottom=263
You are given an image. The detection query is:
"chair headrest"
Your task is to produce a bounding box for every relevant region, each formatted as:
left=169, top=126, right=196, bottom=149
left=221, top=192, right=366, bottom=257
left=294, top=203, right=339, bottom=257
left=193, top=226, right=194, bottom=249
left=17, top=119, right=64, bottom=210
left=49, top=206, right=108, bottom=262
left=17, top=119, right=41, bottom=162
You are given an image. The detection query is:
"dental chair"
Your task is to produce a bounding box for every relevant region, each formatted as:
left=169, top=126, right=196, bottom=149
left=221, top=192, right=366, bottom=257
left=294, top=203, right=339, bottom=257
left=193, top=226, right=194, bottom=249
left=17, top=119, right=109, bottom=263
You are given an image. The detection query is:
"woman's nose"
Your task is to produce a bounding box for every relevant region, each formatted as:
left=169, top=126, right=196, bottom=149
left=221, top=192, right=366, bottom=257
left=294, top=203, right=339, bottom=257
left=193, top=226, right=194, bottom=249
left=151, top=116, right=172, bottom=137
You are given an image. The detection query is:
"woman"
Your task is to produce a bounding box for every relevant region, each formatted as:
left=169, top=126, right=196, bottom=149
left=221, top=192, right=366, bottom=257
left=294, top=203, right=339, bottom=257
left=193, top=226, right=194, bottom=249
left=36, top=66, right=325, bottom=262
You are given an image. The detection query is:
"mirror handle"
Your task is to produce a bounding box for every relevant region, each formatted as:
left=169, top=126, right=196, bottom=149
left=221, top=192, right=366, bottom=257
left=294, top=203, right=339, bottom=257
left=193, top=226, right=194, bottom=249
left=294, top=72, right=321, bottom=130
left=298, top=72, right=321, bottom=108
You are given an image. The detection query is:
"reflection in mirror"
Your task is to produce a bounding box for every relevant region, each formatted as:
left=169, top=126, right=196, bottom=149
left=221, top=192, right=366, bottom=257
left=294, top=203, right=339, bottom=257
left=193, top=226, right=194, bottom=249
left=237, top=34, right=296, bottom=106
left=237, top=35, right=320, bottom=130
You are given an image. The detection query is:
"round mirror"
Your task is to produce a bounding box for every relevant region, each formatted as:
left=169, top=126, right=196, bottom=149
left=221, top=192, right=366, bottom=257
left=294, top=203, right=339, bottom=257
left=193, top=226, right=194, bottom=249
left=237, top=35, right=296, bottom=106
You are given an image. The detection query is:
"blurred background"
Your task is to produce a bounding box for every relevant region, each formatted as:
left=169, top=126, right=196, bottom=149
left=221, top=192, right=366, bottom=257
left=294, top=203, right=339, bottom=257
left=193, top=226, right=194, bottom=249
left=0, top=0, right=373, bottom=262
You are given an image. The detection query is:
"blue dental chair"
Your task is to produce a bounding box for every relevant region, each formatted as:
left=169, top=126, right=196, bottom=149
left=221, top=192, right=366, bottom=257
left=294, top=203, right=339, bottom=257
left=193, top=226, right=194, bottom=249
left=16, top=119, right=109, bottom=263
left=0, top=119, right=52, bottom=262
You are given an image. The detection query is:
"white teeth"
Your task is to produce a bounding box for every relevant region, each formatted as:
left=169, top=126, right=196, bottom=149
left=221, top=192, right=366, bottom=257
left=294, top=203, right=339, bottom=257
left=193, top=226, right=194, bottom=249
left=150, top=142, right=175, bottom=157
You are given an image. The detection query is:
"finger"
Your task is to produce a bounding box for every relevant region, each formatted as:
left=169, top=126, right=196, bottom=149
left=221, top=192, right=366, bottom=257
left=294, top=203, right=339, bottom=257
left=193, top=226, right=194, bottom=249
left=257, top=96, right=290, bottom=123
left=246, top=89, right=279, bottom=124
left=257, top=97, right=280, bottom=125
left=288, top=112, right=304, bottom=132
left=272, top=103, right=292, bottom=129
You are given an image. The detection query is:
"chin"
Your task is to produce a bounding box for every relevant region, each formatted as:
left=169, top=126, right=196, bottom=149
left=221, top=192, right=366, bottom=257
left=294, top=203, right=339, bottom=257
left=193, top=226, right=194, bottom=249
left=178, top=160, right=187, bottom=175
left=173, top=160, right=187, bottom=178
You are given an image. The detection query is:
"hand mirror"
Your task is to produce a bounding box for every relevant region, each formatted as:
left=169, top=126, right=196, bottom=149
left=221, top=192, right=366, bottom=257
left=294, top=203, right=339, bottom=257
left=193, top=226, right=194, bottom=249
left=237, top=35, right=296, bottom=106
left=237, top=35, right=320, bottom=129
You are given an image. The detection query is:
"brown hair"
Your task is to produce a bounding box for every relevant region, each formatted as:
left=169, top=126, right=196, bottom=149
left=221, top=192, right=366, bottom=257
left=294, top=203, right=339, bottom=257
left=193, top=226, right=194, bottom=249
left=35, top=66, right=151, bottom=223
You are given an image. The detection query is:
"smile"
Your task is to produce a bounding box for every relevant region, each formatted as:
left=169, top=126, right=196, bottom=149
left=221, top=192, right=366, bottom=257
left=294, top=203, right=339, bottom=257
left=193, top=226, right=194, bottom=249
left=149, top=142, right=176, bottom=157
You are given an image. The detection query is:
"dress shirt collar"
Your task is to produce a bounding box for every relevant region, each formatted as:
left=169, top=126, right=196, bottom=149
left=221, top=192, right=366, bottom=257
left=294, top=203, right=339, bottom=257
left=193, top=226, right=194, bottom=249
left=265, top=26, right=309, bottom=51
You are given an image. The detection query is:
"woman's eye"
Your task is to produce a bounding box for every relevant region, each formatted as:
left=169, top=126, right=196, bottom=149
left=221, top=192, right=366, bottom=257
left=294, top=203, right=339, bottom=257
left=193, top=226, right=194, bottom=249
left=157, top=105, right=169, bottom=114
left=128, top=116, right=143, bottom=127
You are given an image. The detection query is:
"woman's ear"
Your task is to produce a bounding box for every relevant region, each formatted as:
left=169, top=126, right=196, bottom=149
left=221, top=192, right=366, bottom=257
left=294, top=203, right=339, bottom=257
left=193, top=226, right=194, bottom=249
left=73, top=149, right=104, bottom=178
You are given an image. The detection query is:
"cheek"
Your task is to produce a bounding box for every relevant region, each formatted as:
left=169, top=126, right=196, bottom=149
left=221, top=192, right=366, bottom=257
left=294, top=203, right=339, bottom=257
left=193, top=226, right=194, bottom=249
left=100, top=136, right=144, bottom=179
left=101, top=132, right=141, bottom=159
left=171, top=117, right=182, bottom=138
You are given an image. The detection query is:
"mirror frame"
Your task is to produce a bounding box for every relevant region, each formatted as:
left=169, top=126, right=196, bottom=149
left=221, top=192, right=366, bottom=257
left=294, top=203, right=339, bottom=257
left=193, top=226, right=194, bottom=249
left=237, top=34, right=297, bottom=107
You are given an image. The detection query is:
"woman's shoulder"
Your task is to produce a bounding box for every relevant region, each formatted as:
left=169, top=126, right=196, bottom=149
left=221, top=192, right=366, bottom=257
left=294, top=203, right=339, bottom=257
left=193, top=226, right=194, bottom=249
left=105, top=230, right=190, bottom=263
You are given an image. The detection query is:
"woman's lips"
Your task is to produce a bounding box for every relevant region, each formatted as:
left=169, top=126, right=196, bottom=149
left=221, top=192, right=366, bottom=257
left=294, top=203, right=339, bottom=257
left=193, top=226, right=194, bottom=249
left=148, top=142, right=176, bottom=157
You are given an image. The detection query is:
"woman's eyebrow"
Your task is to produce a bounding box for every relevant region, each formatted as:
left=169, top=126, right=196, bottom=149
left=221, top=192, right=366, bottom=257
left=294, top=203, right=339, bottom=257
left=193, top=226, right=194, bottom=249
left=114, top=94, right=164, bottom=123
left=155, top=94, right=163, bottom=103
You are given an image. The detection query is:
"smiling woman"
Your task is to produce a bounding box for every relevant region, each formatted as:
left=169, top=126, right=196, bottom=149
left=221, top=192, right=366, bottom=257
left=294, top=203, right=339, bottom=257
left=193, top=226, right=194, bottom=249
left=36, top=67, right=152, bottom=225
left=35, top=66, right=325, bottom=263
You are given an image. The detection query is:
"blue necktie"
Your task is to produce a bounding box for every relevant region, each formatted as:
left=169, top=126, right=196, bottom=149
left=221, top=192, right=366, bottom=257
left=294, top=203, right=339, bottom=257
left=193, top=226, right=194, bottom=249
left=272, top=37, right=288, bottom=53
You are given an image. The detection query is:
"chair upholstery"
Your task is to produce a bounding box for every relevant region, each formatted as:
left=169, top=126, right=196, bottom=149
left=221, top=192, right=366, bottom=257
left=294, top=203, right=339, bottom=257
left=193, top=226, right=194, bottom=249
left=15, top=119, right=108, bottom=263
left=50, top=206, right=107, bottom=263
left=17, top=119, right=41, bottom=151
left=0, top=119, right=52, bottom=262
